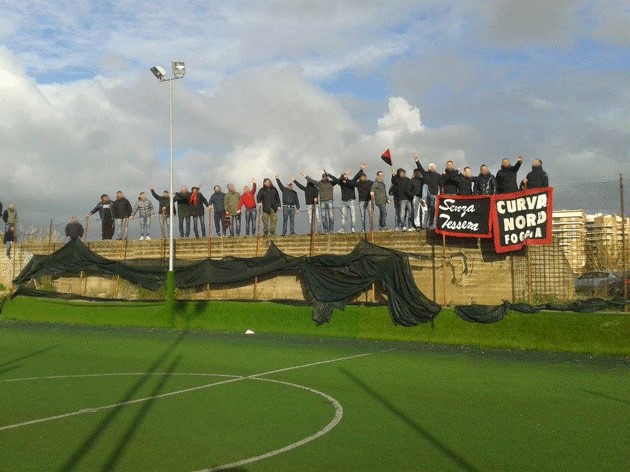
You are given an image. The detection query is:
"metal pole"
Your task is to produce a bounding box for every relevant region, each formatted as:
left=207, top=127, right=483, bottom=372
left=620, top=173, right=627, bottom=303
left=165, top=77, right=175, bottom=325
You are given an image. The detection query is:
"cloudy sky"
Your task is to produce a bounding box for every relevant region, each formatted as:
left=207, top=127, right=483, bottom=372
left=1, top=0, right=629, bottom=231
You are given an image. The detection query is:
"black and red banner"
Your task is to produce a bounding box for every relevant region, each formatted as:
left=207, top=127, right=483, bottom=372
left=435, top=195, right=492, bottom=238
left=435, top=187, right=553, bottom=253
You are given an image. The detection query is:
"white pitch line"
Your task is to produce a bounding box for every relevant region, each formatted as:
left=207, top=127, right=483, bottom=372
left=205, top=377, right=344, bottom=472
left=0, top=351, right=377, bottom=432
left=0, top=372, right=241, bottom=383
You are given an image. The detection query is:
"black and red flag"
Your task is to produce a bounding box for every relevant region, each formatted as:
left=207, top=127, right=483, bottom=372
left=381, top=149, right=392, bottom=166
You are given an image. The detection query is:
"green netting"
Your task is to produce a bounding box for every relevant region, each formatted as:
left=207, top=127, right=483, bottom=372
left=13, top=239, right=442, bottom=326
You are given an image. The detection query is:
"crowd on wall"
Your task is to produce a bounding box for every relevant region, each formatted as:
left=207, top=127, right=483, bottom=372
left=1, top=155, right=550, bottom=250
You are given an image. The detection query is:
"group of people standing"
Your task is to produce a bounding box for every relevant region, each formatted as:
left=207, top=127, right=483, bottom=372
left=78, top=155, right=548, bottom=240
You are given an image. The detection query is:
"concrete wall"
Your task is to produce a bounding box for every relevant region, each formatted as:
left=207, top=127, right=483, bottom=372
left=3, top=232, right=575, bottom=305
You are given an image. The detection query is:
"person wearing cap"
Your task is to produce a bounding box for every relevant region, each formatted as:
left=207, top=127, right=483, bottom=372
left=87, top=194, right=115, bottom=240
left=150, top=188, right=176, bottom=238
left=355, top=163, right=373, bottom=233
left=370, top=171, right=388, bottom=231
left=175, top=186, right=192, bottom=238
left=65, top=216, right=85, bottom=240
left=521, top=159, right=549, bottom=189
left=275, top=176, right=300, bottom=236
left=238, top=178, right=257, bottom=236
left=208, top=185, right=227, bottom=237
left=302, top=170, right=337, bottom=233
left=292, top=177, right=320, bottom=234
left=131, top=192, right=155, bottom=240
left=4, top=226, right=15, bottom=258
left=496, top=156, right=523, bottom=194
left=2, top=203, right=17, bottom=232
left=328, top=168, right=360, bottom=233
left=256, top=178, right=281, bottom=237
left=189, top=186, right=209, bottom=238
left=224, top=184, right=242, bottom=237
left=414, top=156, right=441, bottom=229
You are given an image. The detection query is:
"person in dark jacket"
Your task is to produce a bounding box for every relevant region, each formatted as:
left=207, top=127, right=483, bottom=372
left=355, top=163, right=373, bottom=232
left=370, top=171, right=388, bottom=230
left=441, top=161, right=459, bottom=195
left=328, top=169, right=360, bottom=233
left=150, top=188, right=176, bottom=239
left=521, top=159, right=549, bottom=189
left=456, top=167, right=475, bottom=196
left=409, top=165, right=424, bottom=229
left=391, top=168, right=414, bottom=231
left=88, top=194, right=115, bottom=240
left=292, top=177, right=320, bottom=234
left=208, top=185, right=227, bottom=237
left=496, top=156, right=523, bottom=193
left=275, top=176, right=300, bottom=236
left=475, top=165, right=497, bottom=195
left=256, top=178, right=281, bottom=237
left=2, top=203, right=17, bottom=232
left=415, top=156, right=441, bottom=229
left=175, top=186, right=192, bottom=238
left=303, top=171, right=337, bottom=233
left=4, top=226, right=15, bottom=258
left=111, top=191, right=132, bottom=240
left=189, top=186, right=209, bottom=238
left=65, top=216, right=84, bottom=240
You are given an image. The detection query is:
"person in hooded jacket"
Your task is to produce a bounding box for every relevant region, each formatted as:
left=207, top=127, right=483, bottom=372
left=131, top=192, right=155, bottom=240
left=88, top=194, right=115, bottom=240
left=475, top=165, right=497, bottom=195
left=521, top=159, right=549, bottom=189
left=496, top=156, right=523, bottom=193
left=303, top=171, right=337, bottom=233
left=292, top=177, right=319, bottom=234
left=391, top=167, right=414, bottom=231
left=328, top=169, right=360, bottom=233
left=208, top=186, right=227, bottom=237
left=354, top=163, right=373, bottom=232
left=256, top=178, right=281, bottom=237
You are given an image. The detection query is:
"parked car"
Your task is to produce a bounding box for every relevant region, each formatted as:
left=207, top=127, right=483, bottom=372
left=575, top=271, right=621, bottom=296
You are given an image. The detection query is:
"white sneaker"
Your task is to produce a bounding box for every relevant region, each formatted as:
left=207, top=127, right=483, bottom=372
left=337, top=228, right=345, bottom=233
left=407, top=227, right=415, bottom=232
left=140, top=236, right=144, bottom=240
left=351, top=228, right=356, bottom=233
left=146, top=236, right=151, bottom=240
left=402, top=226, right=407, bottom=231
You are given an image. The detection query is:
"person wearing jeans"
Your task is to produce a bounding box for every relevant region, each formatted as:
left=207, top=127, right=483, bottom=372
left=275, top=176, right=300, bottom=236
left=208, top=186, right=227, bottom=237
left=370, top=171, right=388, bottom=230
left=131, top=192, right=155, bottom=240
left=354, top=164, right=373, bottom=232
left=329, top=170, right=360, bottom=233
left=224, top=184, right=241, bottom=237
left=4, top=226, right=15, bottom=258
left=238, top=179, right=257, bottom=236
left=112, top=191, right=133, bottom=240
left=422, top=184, right=436, bottom=229
left=256, top=178, right=281, bottom=237
left=189, top=187, right=209, bottom=238
left=414, top=156, right=442, bottom=230
left=303, top=172, right=336, bottom=233
left=320, top=200, right=334, bottom=233
left=175, top=186, right=192, bottom=238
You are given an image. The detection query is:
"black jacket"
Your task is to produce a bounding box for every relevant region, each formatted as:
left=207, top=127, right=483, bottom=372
left=409, top=176, right=424, bottom=197
left=391, top=170, right=413, bottom=202
left=293, top=180, right=319, bottom=205
left=275, top=179, right=300, bottom=208
left=416, top=162, right=442, bottom=196
left=112, top=197, right=133, bottom=219
left=456, top=175, right=475, bottom=196
left=441, top=170, right=460, bottom=195
left=65, top=222, right=84, bottom=240
left=496, top=160, right=522, bottom=193
left=150, top=190, right=176, bottom=216
left=475, top=173, right=497, bottom=195
left=524, top=166, right=549, bottom=189
left=355, top=173, right=374, bottom=202
left=256, top=185, right=282, bottom=214
left=188, top=191, right=208, bottom=217
left=90, top=201, right=115, bottom=220
left=329, top=172, right=360, bottom=201
left=3, top=231, right=15, bottom=244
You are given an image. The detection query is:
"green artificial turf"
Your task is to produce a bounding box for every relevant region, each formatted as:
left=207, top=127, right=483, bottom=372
left=0, top=321, right=629, bottom=471
left=2, top=296, right=630, bottom=356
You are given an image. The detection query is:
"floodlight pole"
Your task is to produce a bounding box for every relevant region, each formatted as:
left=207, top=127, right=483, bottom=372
left=152, top=63, right=185, bottom=326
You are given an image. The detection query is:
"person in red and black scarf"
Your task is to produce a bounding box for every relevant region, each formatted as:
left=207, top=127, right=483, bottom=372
left=189, top=186, right=208, bottom=238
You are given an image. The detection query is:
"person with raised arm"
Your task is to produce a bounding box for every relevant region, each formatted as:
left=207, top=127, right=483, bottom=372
left=292, top=175, right=319, bottom=234
left=496, top=155, right=523, bottom=193
left=275, top=175, right=300, bottom=236
left=355, top=163, right=373, bottom=233
left=328, top=168, right=360, bottom=233
left=414, top=155, right=441, bottom=229
left=302, top=170, right=337, bottom=233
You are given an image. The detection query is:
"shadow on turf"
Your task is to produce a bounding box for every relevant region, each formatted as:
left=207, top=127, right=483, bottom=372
left=58, top=331, right=188, bottom=472
left=340, top=369, right=480, bottom=472
left=0, top=344, right=59, bottom=369
left=583, top=389, right=630, bottom=407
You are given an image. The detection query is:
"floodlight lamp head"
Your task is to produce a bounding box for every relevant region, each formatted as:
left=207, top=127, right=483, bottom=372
left=150, top=65, right=166, bottom=81
left=172, top=61, right=186, bottom=78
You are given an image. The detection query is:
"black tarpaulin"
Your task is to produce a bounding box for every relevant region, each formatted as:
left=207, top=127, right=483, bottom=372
left=455, top=301, right=510, bottom=323
left=14, top=239, right=441, bottom=326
